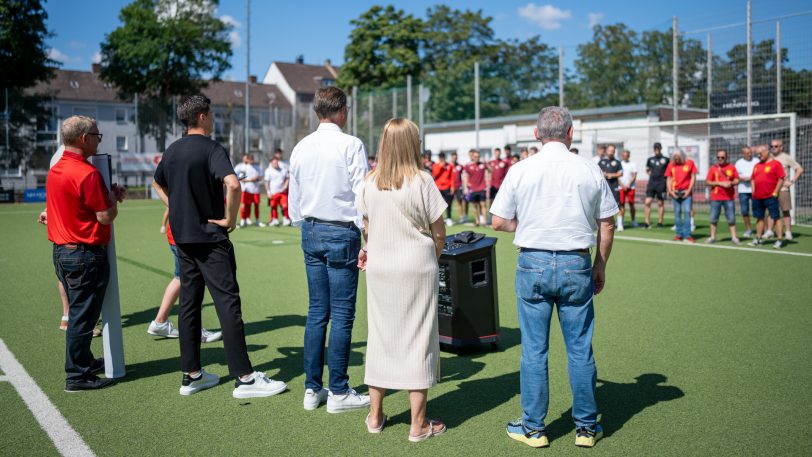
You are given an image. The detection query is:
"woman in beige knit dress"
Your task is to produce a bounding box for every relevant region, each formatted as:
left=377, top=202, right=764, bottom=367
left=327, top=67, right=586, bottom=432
left=356, top=118, right=448, bottom=442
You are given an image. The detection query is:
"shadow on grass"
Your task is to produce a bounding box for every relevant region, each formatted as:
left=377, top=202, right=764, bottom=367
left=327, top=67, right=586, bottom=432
left=545, top=373, right=684, bottom=441
left=121, top=302, right=214, bottom=328
left=251, top=341, right=367, bottom=388
left=243, top=314, right=306, bottom=337
left=118, top=343, right=268, bottom=383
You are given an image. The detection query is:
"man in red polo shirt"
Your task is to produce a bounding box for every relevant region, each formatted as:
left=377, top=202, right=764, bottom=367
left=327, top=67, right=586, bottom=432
left=749, top=145, right=786, bottom=248
left=488, top=147, right=510, bottom=205
left=432, top=152, right=455, bottom=226
left=463, top=149, right=489, bottom=227
left=450, top=152, right=465, bottom=223
left=665, top=150, right=697, bottom=242
left=46, top=115, right=124, bottom=392
left=705, top=149, right=740, bottom=244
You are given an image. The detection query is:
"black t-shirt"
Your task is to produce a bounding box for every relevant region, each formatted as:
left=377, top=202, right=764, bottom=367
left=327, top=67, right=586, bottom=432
left=646, top=155, right=670, bottom=183
left=598, top=157, right=623, bottom=189
left=154, top=134, right=235, bottom=244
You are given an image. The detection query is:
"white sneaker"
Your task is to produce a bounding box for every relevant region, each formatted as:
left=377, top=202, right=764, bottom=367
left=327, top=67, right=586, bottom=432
left=257, top=221, right=266, bottom=227
left=480, top=215, right=487, bottom=225
left=282, top=217, right=291, bottom=226
left=232, top=372, right=287, bottom=399
left=617, top=225, right=624, bottom=232
left=785, top=231, right=793, bottom=241
left=764, top=230, right=775, bottom=239
left=148, top=320, right=179, bottom=338
left=303, top=388, right=328, bottom=410
left=326, top=388, right=370, bottom=413
left=670, top=225, right=676, bottom=231
left=773, top=240, right=784, bottom=249
left=742, top=230, right=753, bottom=238
left=269, top=219, right=280, bottom=226
left=179, top=369, right=219, bottom=396
left=445, top=218, right=453, bottom=227
left=240, top=219, right=248, bottom=228
left=201, top=328, right=222, bottom=343
left=691, top=219, right=696, bottom=232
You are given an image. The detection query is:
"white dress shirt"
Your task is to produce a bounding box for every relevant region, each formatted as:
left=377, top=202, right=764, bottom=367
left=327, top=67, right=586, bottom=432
left=735, top=157, right=757, bottom=194
left=620, top=159, right=638, bottom=188
left=490, top=141, right=619, bottom=250
left=233, top=162, right=261, bottom=194
left=264, top=165, right=288, bottom=195
left=288, top=123, right=368, bottom=228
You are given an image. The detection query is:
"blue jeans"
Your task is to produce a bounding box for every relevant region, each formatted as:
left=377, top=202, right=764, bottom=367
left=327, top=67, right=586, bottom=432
left=738, top=193, right=752, bottom=217
left=53, top=244, right=110, bottom=381
left=515, top=250, right=597, bottom=431
left=301, top=221, right=361, bottom=394
left=709, top=200, right=735, bottom=225
left=673, top=196, right=692, bottom=238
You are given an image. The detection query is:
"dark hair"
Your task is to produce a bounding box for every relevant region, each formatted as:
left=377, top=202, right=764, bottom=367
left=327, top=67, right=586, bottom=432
left=653, top=142, right=662, bottom=150
left=437, top=152, right=446, bottom=160
left=570, top=147, right=579, bottom=154
left=177, top=95, right=211, bottom=128
left=314, top=86, right=346, bottom=119
left=504, top=145, right=511, bottom=151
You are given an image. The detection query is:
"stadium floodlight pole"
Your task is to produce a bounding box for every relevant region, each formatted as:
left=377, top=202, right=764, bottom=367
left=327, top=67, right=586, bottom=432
left=746, top=0, right=752, bottom=143
left=475, top=61, right=480, bottom=151
left=134, top=92, right=139, bottom=153
left=392, top=89, right=397, bottom=118
left=559, top=46, right=564, bottom=107
left=245, top=0, right=250, bottom=157
left=352, top=86, right=358, bottom=137
left=672, top=16, right=679, bottom=148
left=407, top=75, right=412, bottom=120
left=776, top=21, right=782, bottom=113
left=707, top=33, right=712, bottom=112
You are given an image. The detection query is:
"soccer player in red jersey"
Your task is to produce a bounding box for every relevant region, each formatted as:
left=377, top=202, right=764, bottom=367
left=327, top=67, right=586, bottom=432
left=432, top=152, right=455, bottom=226
left=463, top=149, right=489, bottom=227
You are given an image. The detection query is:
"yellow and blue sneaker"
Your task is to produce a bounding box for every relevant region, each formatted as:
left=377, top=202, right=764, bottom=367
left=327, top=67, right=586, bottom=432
left=575, top=424, right=603, bottom=448
left=506, top=419, right=549, bottom=448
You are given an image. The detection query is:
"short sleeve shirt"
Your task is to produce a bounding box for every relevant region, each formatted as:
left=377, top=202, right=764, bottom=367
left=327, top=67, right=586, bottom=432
left=665, top=160, right=697, bottom=191
left=620, top=160, right=638, bottom=188
left=706, top=164, right=739, bottom=201
left=752, top=159, right=786, bottom=200
left=451, top=163, right=463, bottom=189
left=154, top=134, right=235, bottom=244
left=646, top=155, right=670, bottom=183
left=734, top=157, right=758, bottom=193
left=598, top=157, right=623, bottom=189
left=264, top=165, right=289, bottom=195
left=463, top=162, right=487, bottom=192
left=431, top=162, right=453, bottom=191
left=233, top=162, right=261, bottom=194
left=773, top=153, right=800, bottom=187
left=488, top=158, right=510, bottom=188
left=46, top=150, right=112, bottom=245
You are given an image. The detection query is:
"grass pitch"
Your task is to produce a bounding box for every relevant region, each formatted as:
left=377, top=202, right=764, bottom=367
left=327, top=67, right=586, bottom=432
left=0, top=199, right=811, bottom=456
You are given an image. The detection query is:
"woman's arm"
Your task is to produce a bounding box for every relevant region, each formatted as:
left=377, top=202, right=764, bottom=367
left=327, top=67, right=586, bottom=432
left=429, top=216, right=446, bottom=259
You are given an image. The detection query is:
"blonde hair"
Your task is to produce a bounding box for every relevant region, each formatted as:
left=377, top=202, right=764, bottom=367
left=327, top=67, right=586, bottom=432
left=369, top=118, right=422, bottom=190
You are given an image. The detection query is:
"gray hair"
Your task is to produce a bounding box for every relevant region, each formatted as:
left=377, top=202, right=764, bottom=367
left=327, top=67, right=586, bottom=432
left=537, top=106, right=573, bottom=142
left=61, top=115, right=97, bottom=146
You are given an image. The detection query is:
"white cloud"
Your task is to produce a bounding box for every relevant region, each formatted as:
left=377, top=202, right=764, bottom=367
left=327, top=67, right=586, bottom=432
left=518, top=3, right=572, bottom=30
left=91, top=52, right=102, bottom=64
left=228, top=31, right=241, bottom=48
left=48, top=47, right=81, bottom=64
left=588, top=12, right=604, bottom=29
left=220, top=14, right=241, bottom=29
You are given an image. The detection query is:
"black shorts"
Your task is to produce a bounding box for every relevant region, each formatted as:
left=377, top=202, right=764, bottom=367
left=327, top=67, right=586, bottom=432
left=611, top=189, right=620, bottom=204
left=646, top=181, right=667, bottom=200
left=468, top=191, right=487, bottom=203
left=489, top=186, right=500, bottom=199
left=453, top=189, right=463, bottom=201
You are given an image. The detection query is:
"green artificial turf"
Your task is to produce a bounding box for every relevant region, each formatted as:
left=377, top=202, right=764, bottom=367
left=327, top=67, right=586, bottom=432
left=0, top=199, right=810, bottom=456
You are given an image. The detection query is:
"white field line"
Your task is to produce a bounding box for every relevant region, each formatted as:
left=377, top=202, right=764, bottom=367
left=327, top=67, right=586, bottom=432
left=0, top=339, right=95, bottom=457
left=615, top=235, right=812, bottom=258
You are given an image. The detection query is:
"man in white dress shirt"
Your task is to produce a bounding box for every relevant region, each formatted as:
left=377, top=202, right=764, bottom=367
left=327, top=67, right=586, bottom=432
left=288, top=86, right=370, bottom=413
left=491, top=106, right=618, bottom=449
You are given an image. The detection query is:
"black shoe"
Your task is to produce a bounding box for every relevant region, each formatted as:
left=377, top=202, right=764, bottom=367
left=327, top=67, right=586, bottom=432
left=656, top=223, right=664, bottom=228
left=90, top=357, right=104, bottom=375
left=643, top=223, right=651, bottom=229
left=65, top=375, right=115, bottom=393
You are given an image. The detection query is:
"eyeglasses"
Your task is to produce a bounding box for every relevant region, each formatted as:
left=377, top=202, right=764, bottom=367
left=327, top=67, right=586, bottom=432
left=86, top=133, right=103, bottom=142
left=770, top=145, right=781, bottom=149
left=716, top=156, right=727, bottom=160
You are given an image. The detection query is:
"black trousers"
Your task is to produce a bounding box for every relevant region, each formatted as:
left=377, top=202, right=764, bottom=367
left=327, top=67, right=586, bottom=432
left=440, top=189, right=453, bottom=219
left=176, top=240, right=252, bottom=377
left=53, top=244, right=109, bottom=382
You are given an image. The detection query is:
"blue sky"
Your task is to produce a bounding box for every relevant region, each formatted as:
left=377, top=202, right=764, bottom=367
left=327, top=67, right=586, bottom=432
left=44, top=0, right=811, bottom=81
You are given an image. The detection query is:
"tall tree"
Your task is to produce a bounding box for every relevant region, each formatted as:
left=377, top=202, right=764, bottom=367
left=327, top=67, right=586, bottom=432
left=335, top=5, right=423, bottom=91
left=0, top=0, right=57, bottom=170
left=99, top=0, right=232, bottom=151
left=574, top=24, right=639, bottom=108
left=637, top=29, right=707, bottom=108
left=487, top=36, right=558, bottom=115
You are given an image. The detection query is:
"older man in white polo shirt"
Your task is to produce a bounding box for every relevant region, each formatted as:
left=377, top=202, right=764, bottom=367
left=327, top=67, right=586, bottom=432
left=491, top=106, right=618, bottom=449
left=288, top=86, right=370, bottom=413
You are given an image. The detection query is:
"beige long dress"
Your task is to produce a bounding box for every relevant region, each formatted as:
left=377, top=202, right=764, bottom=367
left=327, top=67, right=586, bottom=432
left=356, top=171, right=448, bottom=390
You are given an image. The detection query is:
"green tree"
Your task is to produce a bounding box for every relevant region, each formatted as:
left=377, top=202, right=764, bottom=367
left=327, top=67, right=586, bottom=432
left=99, top=0, right=232, bottom=151
left=336, top=5, right=423, bottom=91
left=0, top=0, right=56, bottom=169
left=487, top=36, right=558, bottom=115
left=636, top=29, right=707, bottom=108
left=575, top=24, right=639, bottom=107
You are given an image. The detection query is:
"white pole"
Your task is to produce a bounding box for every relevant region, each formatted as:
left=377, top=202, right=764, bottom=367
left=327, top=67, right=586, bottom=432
left=475, top=61, right=480, bottom=151
left=789, top=112, right=796, bottom=224
left=673, top=16, right=679, bottom=148
left=418, top=83, right=425, bottom=146
left=134, top=93, right=139, bottom=153
left=368, top=94, right=373, bottom=152
left=352, top=86, right=358, bottom=137
left=406, top=75, right=412, bottom=121
left=707, top=33, right=712, bottom=112
left=746, top=0, right=752, bottom=142
left=392, top=89, right=397, bottom=119
left=776, top=21, right=782, bottom=114
left=558, top=46, right=564, bottom=107
left=244, top=0, right=250, bottom=157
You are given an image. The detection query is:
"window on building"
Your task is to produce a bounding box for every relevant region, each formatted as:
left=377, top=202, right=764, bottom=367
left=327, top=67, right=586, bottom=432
left=321, top=79, right=334, bottom=87
left=73, top=107, right=97, bottom=118
left=116, top=136, right=128, bottom=151
left=250, top=136, right=261, bottom=151
left=36, top=105, right=58, bottom=132
left=116, top=108, right=127, bottom=124
left=250, top=113, right=260, bottom=129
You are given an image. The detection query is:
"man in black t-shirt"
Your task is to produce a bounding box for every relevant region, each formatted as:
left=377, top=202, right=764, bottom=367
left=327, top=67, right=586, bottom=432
left=153, top=95, right=286, bottom=399
left=598, top=145, right=623, bottom=204
left=644, top=142, right=670, bottom=228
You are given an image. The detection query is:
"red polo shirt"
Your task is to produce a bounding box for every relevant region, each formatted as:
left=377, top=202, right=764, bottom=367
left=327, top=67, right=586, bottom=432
left=432, top=162, right=453, bottom=191
left=752, top=159, right=786, bottom=200
left=706, top=164, right=739, bottom=201
left=488, top=158, right=510, bottom=188
left=46, top=150, right=112, bottom=245
left=464, top=161, right=487, bottom=192
left=665, top=160, right=697, bottom=191
left=451, top=163, right=463, bottom=190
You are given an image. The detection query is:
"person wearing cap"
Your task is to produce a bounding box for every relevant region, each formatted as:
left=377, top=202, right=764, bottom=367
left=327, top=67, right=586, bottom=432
left=46, top=115, right=125, bottom=392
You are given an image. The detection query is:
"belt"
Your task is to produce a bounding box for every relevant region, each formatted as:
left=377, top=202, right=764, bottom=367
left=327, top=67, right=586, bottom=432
left=520, top=247, right=589, bottom=254
left=304, top=217, right=355, bottom=229
left=56, top=243, right=107, bottom=251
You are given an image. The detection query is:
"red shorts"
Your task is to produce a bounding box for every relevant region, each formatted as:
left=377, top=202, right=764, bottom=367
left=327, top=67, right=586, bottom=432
left=619, top=188, right=635, bottom=205
left=240, top=192, right=260, bottom=205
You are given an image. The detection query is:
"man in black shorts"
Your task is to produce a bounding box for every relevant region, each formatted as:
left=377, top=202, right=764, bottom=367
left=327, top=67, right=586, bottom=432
left=598, top=145, right=624, bottom=229
left=644, top=142, right=669, bottom=228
